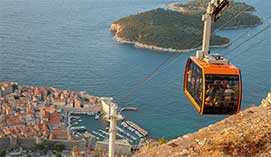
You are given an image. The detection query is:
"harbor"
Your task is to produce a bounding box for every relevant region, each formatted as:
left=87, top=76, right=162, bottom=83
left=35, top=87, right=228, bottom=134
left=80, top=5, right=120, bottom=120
left=66, top=102, right=149, bottom=148
left=69, top=122, right=147, bottom=146
left=60, top=97, right=149, bottom=147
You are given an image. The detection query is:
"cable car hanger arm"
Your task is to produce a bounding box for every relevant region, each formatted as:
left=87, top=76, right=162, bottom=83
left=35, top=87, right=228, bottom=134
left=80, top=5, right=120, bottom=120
left=199, top=0, right=230, bottom=59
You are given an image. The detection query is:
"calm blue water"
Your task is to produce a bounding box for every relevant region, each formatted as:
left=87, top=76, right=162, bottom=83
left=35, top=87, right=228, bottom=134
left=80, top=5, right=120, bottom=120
left=0, top=0, right=270, bottom=139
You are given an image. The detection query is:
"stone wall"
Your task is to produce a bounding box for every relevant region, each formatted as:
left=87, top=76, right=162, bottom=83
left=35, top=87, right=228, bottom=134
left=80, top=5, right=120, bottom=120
left=49, top=139, right=87, bottom=151
left=0, top=137, right=89, bottom=151
left=96, top=140, right=131, bottom=155
left=59, top=105, right=101, bottom=112
left=0, top=137, right=10, bottom=148
left=17, top=138, right=37, bottom=149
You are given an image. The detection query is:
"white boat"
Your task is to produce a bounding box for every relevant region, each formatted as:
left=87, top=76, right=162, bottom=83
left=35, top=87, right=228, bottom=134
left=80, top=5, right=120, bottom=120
left=92, top=130, right=105, bottom=138
left=71, top=126, right=87, bottom=131
left=99, top=129, right=109, bottom=136
left=97, top=132, right=105, bottom=138
left=117, top=133, right=125, bottom=139
left=134, top=131, right=143, bottom=138
left=127, top=126, right=135, bottom=132
left=117, top=126, right=125, bottom=133
left=95, top=114, right=99, bottom=120
left=130, top=135, right=137, bottom=141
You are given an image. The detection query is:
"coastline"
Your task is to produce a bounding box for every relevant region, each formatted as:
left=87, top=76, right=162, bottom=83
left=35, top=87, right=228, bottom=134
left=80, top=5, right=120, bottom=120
left=110, top=23, right=231, bottom=53
left=218, top=22, right=262, bottom=30
left=165, top=2, right=204, bottom=13
left=166, top=2, right=263, bottom=30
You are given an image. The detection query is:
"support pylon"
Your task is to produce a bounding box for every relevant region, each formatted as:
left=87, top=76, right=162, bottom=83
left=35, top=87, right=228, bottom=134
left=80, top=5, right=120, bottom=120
left=109, top=105, right=117, bottom=157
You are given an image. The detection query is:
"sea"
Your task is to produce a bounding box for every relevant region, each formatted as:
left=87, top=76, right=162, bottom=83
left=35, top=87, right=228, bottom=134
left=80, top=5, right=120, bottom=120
left=0, top=0, right=270, bottom=140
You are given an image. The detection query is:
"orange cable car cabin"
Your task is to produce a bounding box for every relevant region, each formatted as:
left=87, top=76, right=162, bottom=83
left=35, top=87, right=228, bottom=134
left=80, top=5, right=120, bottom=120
left=183, top=0, right=242, bottom=115
left=184, top=55, right=242, bottom=115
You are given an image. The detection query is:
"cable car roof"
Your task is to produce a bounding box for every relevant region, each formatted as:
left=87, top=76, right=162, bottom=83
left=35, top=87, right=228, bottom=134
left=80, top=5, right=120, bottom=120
left=189, top=56, right=240, bottom=75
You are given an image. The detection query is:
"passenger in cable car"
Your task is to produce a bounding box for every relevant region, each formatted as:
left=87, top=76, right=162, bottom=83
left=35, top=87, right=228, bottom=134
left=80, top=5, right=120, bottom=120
left=224, top=84, right=235, bottom=107
left=205, top=84, right=215, bottom=107
left=196, top=78, right=202, bottom=103
left=205, top=76, right=239, bottom=110
left=214, top=83, right=224, bottom=104
left=187, top=70, right=192, bottom=83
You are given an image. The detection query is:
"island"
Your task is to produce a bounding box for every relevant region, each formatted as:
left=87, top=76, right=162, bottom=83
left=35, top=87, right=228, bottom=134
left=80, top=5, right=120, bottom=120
left=110, top=0, right=262, bottom=52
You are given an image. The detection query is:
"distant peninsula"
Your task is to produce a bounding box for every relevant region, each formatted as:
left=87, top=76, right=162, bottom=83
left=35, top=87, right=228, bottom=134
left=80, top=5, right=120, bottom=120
left=110, top=0, right=262, bottom=52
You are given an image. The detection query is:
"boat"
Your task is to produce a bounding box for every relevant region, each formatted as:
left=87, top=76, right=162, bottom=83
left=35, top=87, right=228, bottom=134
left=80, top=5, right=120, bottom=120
left=117, top=133, right=125, bottom=139
left=92, top=130, right=106, bottom=138
left=70, top=126, right=87, bottom=131
left=116, top=126, right=125, bottom=133
left=130, top=135, right=137, bottom=141
left=99, top=129, right=109, bottom=136
left=95, top=114, right=99, bottom=120
left=134, top=131, right=143, bottom=138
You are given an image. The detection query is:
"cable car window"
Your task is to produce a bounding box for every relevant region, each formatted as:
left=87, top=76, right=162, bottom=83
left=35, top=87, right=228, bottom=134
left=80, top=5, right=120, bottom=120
left=187, top=62, right=203, bottom=106
left=204, top=75, right=239, bottom=114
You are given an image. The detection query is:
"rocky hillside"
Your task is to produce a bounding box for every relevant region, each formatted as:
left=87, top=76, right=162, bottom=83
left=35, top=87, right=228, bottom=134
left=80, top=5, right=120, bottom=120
left=135, top=93, right=271, bottom=157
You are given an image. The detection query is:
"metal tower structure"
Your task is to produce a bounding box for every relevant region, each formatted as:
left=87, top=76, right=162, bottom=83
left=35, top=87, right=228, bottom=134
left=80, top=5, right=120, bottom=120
left=197, top=0, right=229, bottom=61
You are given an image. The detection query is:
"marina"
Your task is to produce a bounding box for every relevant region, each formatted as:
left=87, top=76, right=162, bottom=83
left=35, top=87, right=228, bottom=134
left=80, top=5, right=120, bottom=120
left=66, top=98, right=147, bottom=148
left=68, top=108, right=145, bottom=145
